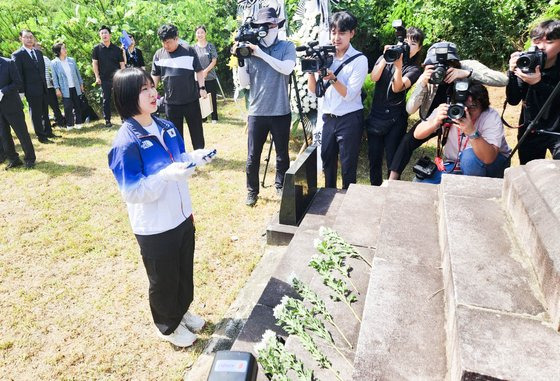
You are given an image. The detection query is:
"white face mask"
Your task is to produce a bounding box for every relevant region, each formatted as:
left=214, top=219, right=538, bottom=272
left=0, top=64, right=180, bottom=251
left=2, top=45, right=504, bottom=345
left=261, top=28, right=278, bottom=47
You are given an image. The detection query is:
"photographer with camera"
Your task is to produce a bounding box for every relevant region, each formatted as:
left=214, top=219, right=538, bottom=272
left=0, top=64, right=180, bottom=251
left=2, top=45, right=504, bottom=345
left=387, top=42, right=508, bottom=180
left=506, top=19, right=560, bottom=164
left=366, top=23, right=424, bottom=186
left=307, top=11, right=368, bottom=189
left=413, top=83, right=510, bottom=183
left=234, top=7, right=296, bottom=206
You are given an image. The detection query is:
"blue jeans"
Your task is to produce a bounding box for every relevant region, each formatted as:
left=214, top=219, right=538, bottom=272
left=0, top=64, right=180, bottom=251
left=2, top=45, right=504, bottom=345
left=416, top=148, right=509, bottom=184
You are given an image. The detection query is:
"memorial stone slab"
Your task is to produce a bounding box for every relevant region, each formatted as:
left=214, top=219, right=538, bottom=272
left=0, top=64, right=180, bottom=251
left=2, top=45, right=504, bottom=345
left=331, top=184, right=386, bottom=249
left=279, top=145, right=318, bottom=226
left=449, top=305, right=560, bottom=380
left=503, top=160, right=560, bottom=330
left=440, top=193, right=546, bottom=317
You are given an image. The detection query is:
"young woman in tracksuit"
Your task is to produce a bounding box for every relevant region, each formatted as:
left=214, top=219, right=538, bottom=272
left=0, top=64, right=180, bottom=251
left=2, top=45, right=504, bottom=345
left=108, top=68, right=216, bottom=347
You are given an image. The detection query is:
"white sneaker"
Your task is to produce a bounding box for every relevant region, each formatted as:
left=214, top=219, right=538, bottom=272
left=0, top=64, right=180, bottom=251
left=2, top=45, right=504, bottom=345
left=181, top=311, right=205, bottom=332
left=75, top=124, right=83, bottom=130
left=156, top=323, right=197, bottom=347
left=67, top=126, right=74, bottom=131
left=211, top=120, right=217, bottom=124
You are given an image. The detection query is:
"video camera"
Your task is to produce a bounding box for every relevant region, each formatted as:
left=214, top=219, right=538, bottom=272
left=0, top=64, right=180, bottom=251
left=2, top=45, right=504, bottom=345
left=296, top=41, right=336, bottom=97
left=413, top=155, right=438, bottom=180
left=446, top=79, right=470, bottom=121
left=384, top=20, right=409, bottom=64
left=516, top=46, right=547, bottom=74
left=297, top=41, right=335, bottom=74
left=234, top=17, right=269, bottom=67
left=429, top=47, right=451, bottom=85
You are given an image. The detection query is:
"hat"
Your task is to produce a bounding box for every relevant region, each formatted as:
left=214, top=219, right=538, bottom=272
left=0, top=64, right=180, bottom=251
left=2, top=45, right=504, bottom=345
left=251, top=7, right=285, bottom=28
left=424, top=42, right=460, bottom=65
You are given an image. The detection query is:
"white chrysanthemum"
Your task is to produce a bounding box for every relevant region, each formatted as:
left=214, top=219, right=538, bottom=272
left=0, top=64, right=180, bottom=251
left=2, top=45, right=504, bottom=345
left=313, top=238, right=322, bottom=249
left=287, top=272, right=299, bottom=285
left=319, top=226, right=328, bottom=237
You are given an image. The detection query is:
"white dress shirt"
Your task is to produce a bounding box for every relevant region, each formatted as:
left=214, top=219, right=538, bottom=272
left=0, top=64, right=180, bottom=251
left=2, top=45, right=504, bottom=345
left=321, top=44, right=368, bottom=116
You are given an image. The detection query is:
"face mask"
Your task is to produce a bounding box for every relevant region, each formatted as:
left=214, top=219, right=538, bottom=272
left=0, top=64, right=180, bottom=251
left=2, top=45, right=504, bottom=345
left=261, top=28, right=278, bottom=47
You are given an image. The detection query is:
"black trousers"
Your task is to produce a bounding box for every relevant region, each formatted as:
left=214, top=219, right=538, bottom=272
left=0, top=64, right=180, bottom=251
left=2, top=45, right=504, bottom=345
left=321, top=110, right=363, bottom=189
left=0, top=109, right=36, bottom=164
left=62, top=88, right=83, bottom=127
left=367, top=115, right=408, bottom=186
left=205, top=79, right=218, bottom=121
left=101, top=80, right=113, bottom=123
left=135, top=217, right=195, bottom=335
left=46, top=87, right=65, bottom=126
left=246, top=114, right=291, bottom=195
left=517, top=127, right=560, bottom=164
left=166, top=101, right=205, bottom=149
left=389, top=122, right=436, bottom=175
left=27, top=94, right=51, bottom=139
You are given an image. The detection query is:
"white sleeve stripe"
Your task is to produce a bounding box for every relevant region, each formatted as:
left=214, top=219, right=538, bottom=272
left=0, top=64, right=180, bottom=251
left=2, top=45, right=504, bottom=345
left=156, top=56, right=194, bottom=70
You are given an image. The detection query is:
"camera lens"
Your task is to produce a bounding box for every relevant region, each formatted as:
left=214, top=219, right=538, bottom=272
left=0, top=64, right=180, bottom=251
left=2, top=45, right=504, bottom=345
left=448, top=104, right=465, bottom=120
left=516, top=55, right=532, bottom=70
left=429, top=66, right=446, bottom=85
left=237, top=45, right=252, bottom=58
left=384, top=47, right=401, bottom=63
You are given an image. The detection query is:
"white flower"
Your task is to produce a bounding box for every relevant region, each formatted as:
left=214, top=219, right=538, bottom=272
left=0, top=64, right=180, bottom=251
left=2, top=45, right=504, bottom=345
left=287, top=272, right=299, bottom=285
left=273, top=297, right=289, bottom=319
left=319, top=226, right=328, bottom=237
left=254, top=329, right=278, bottom=353
left=313, top=238, right=322, bottom=250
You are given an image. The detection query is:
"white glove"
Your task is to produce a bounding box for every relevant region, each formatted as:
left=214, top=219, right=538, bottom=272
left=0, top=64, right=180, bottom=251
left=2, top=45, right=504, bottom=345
left=188, top=148, right=217, bottom=167
left=0, top=91, right=3, bottom=102
left=19, top=93, right=24, bottom=100
left=157, top=162, right=195, bottom=182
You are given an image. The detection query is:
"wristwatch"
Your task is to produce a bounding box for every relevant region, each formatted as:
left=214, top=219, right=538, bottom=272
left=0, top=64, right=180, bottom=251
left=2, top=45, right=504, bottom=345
left=468, top=130, right=480, bottom=139
left=200, top=86, right=206, bottom=90
left=328, top=77, right=338, bottom=85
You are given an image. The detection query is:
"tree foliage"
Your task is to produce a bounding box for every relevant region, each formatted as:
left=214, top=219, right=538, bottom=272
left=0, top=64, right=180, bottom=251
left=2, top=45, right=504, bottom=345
left=0, top=0, right=556, bottom=102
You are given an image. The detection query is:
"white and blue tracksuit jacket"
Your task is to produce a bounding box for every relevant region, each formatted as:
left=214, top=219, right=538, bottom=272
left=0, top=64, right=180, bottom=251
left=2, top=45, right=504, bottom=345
left=108, top=116, right=193, bottom=235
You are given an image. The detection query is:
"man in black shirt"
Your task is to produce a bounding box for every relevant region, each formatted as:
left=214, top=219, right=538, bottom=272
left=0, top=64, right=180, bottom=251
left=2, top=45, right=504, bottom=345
left=152, top=24, right=207, bottom=149
left=506, top=19, right=560, bottom=164
left=92, top=25, right=125, bottom=127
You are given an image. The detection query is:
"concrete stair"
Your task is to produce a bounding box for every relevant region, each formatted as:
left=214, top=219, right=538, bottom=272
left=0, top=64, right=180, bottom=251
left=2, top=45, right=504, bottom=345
left=439, top=173, right=560, bottom=380
left=352, top=180, right=447, bottom=380
left=502, top=160, right=560, bottom=331
left=204, top=160, right=560, bottom=381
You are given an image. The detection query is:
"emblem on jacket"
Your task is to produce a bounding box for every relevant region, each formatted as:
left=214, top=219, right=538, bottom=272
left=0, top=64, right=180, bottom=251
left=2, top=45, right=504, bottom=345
left=167, top=129, right=176, bottom=138
left=141, top=140, right=154, bottom=149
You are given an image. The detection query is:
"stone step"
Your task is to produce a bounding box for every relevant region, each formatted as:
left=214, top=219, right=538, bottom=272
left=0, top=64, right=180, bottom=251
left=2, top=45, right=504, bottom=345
left=229, top=188, right=347, bottom=380
left=439, top=174, right=560, bottom=379
left=352, top=180, right=447, bottom=380
left=331, top=183, right=387, bottom=249
left=502, top=159, right=560, bottom=331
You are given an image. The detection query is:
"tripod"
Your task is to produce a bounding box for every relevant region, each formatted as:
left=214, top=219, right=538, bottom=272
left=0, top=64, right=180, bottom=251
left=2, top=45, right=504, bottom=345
left=508, top=79, right=560, bottom=162
left=261, top=71, right=312, bottom=187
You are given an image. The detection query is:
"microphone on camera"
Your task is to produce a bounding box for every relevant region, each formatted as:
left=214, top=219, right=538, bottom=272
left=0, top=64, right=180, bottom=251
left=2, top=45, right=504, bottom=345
left=296, top=45, right=309, bottom=52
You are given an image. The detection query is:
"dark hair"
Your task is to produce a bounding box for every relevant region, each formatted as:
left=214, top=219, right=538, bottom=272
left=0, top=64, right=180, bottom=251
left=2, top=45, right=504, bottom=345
left=530, top=19, right=560, bottom=41
left=158, top=24, right=178, bottom=41
left=112, top=68, right=154, bottom=120
left=407, top=27, right=425, bottom=46
left=195, top=25, right=206, bottom=33
left=329, top=11, right=358, bottom=32
left=468, top=83, right=490, bottom=112
left=52, top=42, right=64, bottom=57
left=99, top=25, right=111, bottom=34
left=19, top=29, right=33, bottom=37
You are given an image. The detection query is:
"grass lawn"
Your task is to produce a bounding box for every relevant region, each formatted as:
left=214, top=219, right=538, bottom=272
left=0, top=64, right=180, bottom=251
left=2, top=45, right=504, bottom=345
left=0, top=87, right=525, bottom=380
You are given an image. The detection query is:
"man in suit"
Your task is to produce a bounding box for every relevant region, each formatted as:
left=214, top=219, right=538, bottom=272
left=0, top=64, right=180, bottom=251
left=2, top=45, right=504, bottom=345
left=12, top=29, right=56, bottom=144
left=0, top=56, right=36, bottom=169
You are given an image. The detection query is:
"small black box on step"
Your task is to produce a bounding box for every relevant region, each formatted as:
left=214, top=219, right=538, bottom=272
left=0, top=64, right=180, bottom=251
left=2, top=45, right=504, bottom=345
left=207, top=350, right=258, bottom=381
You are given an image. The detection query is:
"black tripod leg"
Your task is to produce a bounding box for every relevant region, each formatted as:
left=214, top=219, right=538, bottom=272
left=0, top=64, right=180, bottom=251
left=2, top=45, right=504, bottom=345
left=261, top=133, right=273, bottom=188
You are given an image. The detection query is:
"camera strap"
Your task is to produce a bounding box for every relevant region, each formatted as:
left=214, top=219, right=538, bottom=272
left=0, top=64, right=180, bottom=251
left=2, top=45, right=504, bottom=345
left=500, top=99, right=523, bottom=129
left=324, top=53, right=364, bottom=90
